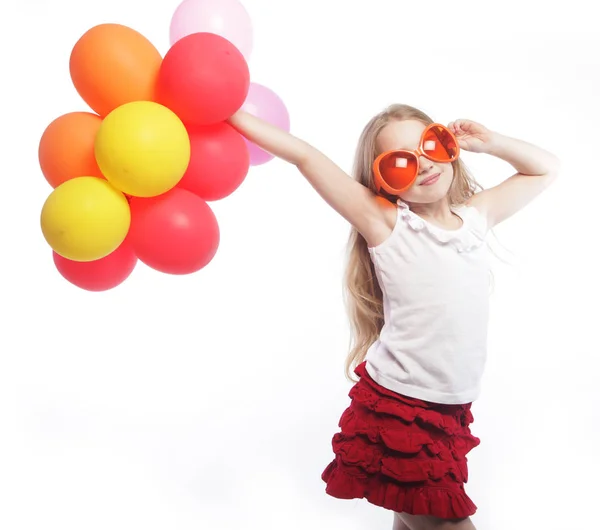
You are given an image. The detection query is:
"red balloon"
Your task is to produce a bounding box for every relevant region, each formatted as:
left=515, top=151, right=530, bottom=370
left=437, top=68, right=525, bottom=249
left=128, top=188, right=220, bottom=274
left=53, top=239, right=137, bottom=291
left=157, top=32, right=250, bottom=126
left=178, top=122, right=250, bottom=201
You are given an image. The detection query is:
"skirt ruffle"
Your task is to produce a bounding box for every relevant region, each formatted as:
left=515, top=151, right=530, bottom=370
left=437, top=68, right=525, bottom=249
left=321, top=362, right=480, bottom=519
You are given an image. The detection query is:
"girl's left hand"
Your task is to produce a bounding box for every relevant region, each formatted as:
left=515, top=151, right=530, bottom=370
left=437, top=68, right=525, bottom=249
left=447, top=119, right=498, bottom=154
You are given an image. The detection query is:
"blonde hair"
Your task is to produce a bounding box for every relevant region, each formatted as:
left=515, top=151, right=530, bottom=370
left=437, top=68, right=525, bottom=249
left=343, top=104, right=485, bottom=382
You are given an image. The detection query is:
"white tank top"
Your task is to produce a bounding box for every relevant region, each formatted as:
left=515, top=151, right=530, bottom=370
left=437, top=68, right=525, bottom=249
left=365, top=199, right=492, bottom=404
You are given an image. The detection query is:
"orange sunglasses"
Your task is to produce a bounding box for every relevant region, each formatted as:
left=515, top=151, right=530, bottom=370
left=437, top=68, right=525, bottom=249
left=372, top=123, right=460, bottom=196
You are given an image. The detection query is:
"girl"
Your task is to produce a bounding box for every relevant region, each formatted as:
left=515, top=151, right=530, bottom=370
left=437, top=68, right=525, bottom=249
left=228, top=104, right=560, bottom=530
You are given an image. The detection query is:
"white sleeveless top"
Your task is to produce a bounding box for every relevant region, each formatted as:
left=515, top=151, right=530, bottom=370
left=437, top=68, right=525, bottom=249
left=365, top=199, right=492, bottom=404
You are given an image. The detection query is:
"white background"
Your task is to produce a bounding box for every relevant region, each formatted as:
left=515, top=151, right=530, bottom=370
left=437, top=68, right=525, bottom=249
left=1, top=1, right=598, bottom=529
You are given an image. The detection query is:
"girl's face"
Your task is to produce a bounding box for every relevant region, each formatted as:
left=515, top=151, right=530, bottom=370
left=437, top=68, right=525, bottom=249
left=375, top=119, right=454, bottom=203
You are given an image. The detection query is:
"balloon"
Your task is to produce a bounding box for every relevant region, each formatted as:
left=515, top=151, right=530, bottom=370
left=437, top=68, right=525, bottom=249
left=39, top=112, right=104, bottom=188
left=128, top=189, right=219, bottom=275
left=41, top=177, right=131, bottom=262
left=170, top=0, right=253, bottom=60
left=241, top=83, right=290, bottom=165
left=70, top=23, right=162, bottom=117
left=178, top=123, right=249, bottom=201
left=94, top=101, right=191, bottom=197
left=157, top=32, right=250, bottom=126
left=53, top=238, right=137, bottom=292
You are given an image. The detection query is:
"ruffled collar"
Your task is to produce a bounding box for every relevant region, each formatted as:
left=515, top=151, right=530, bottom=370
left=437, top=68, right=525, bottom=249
left=397, top=199, right=486, bottom=253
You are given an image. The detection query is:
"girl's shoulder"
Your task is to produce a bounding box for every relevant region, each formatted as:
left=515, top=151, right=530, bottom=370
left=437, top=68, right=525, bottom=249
left=457, top=201, right=490, bottom=234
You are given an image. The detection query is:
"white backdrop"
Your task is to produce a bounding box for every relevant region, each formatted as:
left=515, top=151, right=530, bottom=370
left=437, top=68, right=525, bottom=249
left=1, top=1, right=598, bottom=529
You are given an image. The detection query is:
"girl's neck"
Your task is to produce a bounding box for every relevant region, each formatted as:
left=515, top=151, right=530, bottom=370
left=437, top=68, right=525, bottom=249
left=404, top=199, right=463, bottom=230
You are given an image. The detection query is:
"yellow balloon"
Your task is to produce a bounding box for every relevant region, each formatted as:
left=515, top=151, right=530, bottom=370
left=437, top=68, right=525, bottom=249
left=41, top=177, right=131, bottom=262
left=94, top=101, right=191, bottom=197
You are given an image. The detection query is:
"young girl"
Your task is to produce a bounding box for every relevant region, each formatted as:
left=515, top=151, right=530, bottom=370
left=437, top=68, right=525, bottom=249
left=228, top=104, right=559, bottom=530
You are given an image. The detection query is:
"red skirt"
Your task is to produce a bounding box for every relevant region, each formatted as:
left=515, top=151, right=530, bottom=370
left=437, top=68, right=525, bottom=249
left=321, top=362, right=480, bottom=519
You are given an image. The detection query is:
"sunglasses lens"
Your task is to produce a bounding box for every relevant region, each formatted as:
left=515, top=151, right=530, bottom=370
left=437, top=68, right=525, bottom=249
left=422, top=126, right=458, bottom=161
left=377, top=152, right=418, bottom=191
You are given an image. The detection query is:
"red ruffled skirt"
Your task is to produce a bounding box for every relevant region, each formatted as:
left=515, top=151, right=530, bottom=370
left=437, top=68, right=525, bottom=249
left=321, top=362, right=480, bottom=519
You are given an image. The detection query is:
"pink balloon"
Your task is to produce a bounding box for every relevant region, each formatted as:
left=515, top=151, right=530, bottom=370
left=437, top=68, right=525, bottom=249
left=170, top=0, right=253, bottom=60
left=241, top=83, right=290, bottom=166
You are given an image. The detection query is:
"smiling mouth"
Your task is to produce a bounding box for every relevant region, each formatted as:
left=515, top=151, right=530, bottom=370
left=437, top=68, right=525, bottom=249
left=419, top=173, right=440, bottom=185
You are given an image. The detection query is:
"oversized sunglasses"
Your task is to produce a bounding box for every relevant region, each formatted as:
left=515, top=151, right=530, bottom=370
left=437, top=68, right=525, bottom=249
left=372, top=124, right=460, bottom=196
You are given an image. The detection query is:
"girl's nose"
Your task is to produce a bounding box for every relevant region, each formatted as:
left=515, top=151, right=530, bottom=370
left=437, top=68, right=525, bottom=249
left=418, top=156, right=434, bottom=173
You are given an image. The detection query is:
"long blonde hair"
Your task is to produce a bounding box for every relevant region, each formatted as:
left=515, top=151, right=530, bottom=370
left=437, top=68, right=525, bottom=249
left=343, top=104, right=484, bottom=382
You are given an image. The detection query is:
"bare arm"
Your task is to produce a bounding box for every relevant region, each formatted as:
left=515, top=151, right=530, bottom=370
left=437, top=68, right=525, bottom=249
left=467, top=132, right=560, bottom=227
left=227, top=110, right=388, bottom=244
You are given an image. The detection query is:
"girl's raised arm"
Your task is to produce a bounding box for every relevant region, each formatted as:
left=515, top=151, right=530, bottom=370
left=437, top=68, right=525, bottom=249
left=228, top=110, right=388, bottom=245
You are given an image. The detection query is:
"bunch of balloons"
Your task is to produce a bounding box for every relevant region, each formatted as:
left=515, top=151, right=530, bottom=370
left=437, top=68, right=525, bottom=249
left=38, top=0, right=290, bottom=292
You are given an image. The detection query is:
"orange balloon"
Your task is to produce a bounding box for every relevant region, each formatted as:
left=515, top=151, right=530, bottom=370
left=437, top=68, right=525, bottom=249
left=39, top=112, right=104, bottom=188
left=69, top=24, right=162, bottom=117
